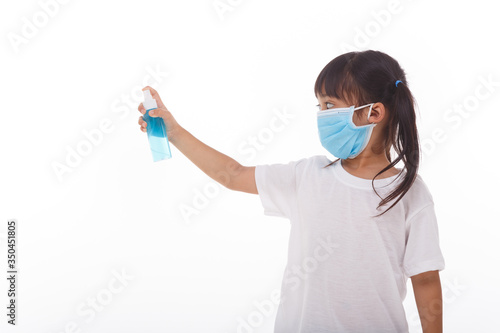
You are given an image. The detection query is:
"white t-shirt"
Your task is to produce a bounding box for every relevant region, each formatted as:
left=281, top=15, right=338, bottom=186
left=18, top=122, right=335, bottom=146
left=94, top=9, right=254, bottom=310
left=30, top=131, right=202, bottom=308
left=254, top=155, right=445, bottom=333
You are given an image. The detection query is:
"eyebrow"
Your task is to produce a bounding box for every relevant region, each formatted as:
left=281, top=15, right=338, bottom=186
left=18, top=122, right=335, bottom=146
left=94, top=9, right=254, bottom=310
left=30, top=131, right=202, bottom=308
left=317, top=96, right=337, bottom=101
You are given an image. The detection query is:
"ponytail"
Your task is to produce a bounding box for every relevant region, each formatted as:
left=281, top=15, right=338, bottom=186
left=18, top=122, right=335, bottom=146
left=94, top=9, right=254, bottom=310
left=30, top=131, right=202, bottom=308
left=371, top=79, right=419, bottom=218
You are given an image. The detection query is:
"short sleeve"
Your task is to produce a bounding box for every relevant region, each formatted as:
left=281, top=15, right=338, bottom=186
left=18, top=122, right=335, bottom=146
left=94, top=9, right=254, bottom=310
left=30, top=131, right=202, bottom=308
left=403, top=203, right=445, bottom=278
left=254, top=159, right=304, bottom=220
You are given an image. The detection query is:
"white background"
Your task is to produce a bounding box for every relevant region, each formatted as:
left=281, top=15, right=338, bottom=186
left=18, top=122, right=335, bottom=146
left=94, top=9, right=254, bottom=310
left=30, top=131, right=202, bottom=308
left=1, top=0, right=499, bottom=332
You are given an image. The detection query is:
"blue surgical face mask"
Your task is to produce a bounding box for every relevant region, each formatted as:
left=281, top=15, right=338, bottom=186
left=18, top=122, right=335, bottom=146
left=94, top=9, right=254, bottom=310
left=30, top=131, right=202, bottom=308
left=317, top=103, right=377, bottom=159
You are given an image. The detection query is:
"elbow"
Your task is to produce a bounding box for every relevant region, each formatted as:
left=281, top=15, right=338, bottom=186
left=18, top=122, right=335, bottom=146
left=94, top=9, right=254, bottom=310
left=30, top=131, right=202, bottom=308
left=226, top=164, right=258, bottom=194
left=223, top=162, right=244, bottom=191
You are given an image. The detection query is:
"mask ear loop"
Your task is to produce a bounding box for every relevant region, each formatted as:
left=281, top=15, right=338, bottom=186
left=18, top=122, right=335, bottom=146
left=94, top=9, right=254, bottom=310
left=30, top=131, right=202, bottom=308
left=366, top=103, right=374, bottom=123
left=354, top=103, right=375, bottom=124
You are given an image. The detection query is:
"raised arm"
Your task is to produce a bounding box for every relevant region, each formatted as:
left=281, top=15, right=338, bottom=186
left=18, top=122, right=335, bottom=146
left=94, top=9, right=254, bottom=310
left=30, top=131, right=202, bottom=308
left=137, top=86, right=258, bottom=194
left=170, top=126, right=258, bottom=194
left=411, top=270, right=443, bottom=333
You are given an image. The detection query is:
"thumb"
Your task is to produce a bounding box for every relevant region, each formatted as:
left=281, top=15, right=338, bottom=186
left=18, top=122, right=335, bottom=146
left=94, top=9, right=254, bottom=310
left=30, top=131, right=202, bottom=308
left=148, top=107, right=166, bottom=118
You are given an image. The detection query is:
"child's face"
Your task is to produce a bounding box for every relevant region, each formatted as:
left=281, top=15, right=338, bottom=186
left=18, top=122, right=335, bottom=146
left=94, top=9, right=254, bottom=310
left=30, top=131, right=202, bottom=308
left=316, top=95, right=372, bottom=127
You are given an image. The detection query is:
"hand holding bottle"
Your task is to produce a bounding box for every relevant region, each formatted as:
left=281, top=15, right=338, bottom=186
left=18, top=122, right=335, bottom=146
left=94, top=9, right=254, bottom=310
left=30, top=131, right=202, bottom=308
left=137, top=86, right=181, bottom=142
left=138, top=86, right=180, bottom=161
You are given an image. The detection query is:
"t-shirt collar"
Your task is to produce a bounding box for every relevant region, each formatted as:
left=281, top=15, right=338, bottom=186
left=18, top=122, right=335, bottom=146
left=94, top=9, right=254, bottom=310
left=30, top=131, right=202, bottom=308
left=330, top=157, right=404, bottom=190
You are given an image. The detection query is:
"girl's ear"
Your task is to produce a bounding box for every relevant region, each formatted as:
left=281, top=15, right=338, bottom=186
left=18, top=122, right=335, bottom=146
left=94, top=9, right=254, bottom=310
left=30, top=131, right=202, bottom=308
left=369, top=102, right=387, bottom=124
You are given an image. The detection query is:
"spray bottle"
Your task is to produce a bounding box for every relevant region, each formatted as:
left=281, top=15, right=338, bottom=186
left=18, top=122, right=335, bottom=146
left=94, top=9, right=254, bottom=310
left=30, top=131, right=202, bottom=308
left=142, top=89, right=172, bottom=162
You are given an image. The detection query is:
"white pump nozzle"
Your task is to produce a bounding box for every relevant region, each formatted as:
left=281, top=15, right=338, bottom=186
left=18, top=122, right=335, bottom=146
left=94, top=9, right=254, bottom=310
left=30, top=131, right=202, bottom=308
left=143, top=89, right=158, bottom=110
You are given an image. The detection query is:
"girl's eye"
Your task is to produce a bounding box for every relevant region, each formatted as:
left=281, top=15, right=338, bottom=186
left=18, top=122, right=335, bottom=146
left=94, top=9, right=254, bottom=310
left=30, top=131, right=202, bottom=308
left=316, top=103, right=335, bottom=111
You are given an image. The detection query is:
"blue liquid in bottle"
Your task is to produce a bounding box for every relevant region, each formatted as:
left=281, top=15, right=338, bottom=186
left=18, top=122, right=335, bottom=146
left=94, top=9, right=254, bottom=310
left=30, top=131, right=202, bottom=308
left=142, top=89, right=172, bottom=162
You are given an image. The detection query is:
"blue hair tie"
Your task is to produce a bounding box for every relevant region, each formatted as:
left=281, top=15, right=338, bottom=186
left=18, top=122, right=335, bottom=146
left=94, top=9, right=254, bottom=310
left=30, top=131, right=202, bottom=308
left=395, top=80, right=402, bottom=87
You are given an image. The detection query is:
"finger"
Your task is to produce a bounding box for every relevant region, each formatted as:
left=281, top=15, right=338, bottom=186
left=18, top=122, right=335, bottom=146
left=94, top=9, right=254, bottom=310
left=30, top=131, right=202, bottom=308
left=138, top=116, right=148, bottom=132
left=142, top=86, right=165, bottom=108
left=148, top=107, right=164, bottom=118
left=138, top=103, right=145, bottom=114
left=142, top=85, right=158, bottom=95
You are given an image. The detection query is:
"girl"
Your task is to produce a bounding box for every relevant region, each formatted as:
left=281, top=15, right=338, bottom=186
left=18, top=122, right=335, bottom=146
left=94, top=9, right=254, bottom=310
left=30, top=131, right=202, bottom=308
left=137, top=50, right=445, bottom=333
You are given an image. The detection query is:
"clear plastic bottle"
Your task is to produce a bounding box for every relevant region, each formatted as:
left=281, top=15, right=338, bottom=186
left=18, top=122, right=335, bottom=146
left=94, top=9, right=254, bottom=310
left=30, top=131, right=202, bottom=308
left=142, top=89, right=172, bottom=162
